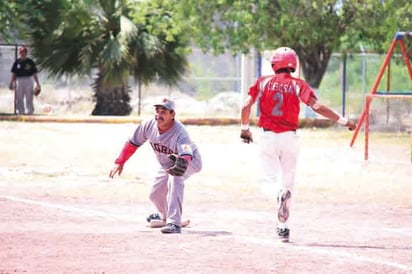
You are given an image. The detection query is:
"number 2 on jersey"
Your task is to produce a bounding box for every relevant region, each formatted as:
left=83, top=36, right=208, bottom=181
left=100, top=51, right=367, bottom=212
left=271, top=92, right=283, bottom=116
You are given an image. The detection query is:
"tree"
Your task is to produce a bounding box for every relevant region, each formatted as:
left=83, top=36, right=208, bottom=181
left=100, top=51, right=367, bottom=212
left=22, top=0, right=189, bottom=115
left=175, top=0, right=412, bottom=89
left=344, top=0, right=412, bottom=54
left=128, top=0, right=190, bottom=115
left=0, top=2, right=26, bottom=42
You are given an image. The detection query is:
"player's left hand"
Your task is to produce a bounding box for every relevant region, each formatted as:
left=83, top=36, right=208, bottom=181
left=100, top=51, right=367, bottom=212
left=240, top=129, right=253, bottom=143
left=34, top=85, right=41, bottom=96
left=167, top=154, right=188, bottom=176
left=346, top=120, right=356, bottom=131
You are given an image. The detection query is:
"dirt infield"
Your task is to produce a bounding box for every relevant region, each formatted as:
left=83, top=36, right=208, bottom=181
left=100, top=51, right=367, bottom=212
left=0, top=121, right=411, bottom=273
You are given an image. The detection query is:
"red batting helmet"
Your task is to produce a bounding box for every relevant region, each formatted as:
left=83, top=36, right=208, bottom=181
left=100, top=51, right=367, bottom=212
left=270, top=47, right=297, bottom=73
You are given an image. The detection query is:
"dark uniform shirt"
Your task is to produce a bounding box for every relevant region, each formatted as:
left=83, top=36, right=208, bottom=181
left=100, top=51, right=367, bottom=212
left=11, top=58, right=38, bottom=77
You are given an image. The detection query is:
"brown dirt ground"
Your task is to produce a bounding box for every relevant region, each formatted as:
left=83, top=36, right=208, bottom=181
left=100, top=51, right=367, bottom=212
left=0, top=121, right=411, bottom=274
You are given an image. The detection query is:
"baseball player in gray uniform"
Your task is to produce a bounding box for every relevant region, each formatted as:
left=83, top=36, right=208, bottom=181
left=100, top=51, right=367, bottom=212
left=109, top=98, right=202, bottom=234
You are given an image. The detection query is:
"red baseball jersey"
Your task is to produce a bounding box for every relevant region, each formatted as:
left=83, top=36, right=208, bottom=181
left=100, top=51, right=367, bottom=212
left=248, top=73, right=317, bottom=133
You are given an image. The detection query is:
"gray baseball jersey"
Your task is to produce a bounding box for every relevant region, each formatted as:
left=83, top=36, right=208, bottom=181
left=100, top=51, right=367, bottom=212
left=129, top=118, right=202, bottom=226
left=129, top=118, right=201, bottom=172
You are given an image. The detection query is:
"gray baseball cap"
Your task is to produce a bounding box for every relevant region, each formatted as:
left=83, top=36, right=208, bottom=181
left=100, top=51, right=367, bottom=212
left=154, top=98, right=175, bottom=111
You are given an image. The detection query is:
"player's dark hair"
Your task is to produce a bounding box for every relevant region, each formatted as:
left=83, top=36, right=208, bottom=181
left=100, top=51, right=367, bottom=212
left=274, top=67, right=293, bottom=74
left=19, top=45, right=28, bottom=53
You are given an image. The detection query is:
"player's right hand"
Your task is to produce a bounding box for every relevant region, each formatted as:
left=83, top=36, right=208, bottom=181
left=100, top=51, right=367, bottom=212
left=109, top=164, right=123, bottom=178
left=240, top=129, right=253, bottom=144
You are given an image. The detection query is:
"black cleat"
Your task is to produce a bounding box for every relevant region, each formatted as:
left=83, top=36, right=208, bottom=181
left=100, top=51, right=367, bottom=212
left=161, top=223, right=181, bottom=234
left=277, top=228, right=290, bottom=242
left=146, top=213, right=161, bottom=223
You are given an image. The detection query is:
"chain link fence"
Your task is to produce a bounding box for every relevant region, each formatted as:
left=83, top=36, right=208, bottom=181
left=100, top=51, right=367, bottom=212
left=0, top=45, right=411, bottom=129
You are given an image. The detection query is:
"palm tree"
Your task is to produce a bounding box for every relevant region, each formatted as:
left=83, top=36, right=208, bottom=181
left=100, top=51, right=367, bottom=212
left=23, top=0, right=189, bottom=115
left=129, top=7, right=189, bottom=115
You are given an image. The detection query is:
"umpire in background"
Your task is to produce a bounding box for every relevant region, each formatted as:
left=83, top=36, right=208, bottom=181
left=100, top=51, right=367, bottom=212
left=9, top=45, right=41, bottom=115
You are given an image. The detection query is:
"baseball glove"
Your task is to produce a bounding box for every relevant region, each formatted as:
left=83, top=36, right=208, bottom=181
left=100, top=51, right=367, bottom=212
left=240, top=129, right=253, bottom=143
left=166, top=154, right=188, bottom=176
left=34, top=86, right=41, bottom=96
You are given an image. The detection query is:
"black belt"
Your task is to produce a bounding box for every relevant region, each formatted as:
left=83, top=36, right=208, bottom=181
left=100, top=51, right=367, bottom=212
left=263, top=128, right=296, bottom=132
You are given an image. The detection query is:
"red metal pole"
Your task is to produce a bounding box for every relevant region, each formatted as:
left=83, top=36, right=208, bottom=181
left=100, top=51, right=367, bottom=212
left=398, top=39, right=412, bottom=81
left=364, top=95, right=372, bottom=160
left=349, top=36, right=398, bottom=147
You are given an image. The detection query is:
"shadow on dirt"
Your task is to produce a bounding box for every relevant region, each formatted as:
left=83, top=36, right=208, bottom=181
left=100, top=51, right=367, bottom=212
left=294, top=242, right=412, bottom=251
left=183, top=229, right=232, bottom=237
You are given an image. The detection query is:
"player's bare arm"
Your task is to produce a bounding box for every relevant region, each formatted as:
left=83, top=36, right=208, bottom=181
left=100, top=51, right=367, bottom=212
left=9, top=74, right=16, bottom=90
left=240, top=95, right=255, bottom=143
left=33, top=73, right=41, bottom=89
left=241, top=95, right=254, bottom=125
left=309, top=96, right=356, bottom=130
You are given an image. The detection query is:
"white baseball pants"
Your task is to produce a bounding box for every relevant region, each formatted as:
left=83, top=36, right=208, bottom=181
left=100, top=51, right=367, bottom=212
left=258, top=130, right=299, bottom=227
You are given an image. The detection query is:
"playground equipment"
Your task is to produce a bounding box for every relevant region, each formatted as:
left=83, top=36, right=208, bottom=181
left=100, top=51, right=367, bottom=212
left=349, top=31, right=412, bottom=161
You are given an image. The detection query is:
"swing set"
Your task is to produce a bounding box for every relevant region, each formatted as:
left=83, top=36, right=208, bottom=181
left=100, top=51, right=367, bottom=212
left=349, top=31, right=412, bottom=161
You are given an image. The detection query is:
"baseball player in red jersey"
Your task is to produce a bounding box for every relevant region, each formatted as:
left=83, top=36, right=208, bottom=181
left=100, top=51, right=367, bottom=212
left=109, top=98, right=202, bottom=233
left=240, top=47, right=356, bottom=242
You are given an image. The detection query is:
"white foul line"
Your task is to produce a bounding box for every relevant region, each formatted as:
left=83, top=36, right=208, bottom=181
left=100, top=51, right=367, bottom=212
left=291, top=244, right=412, bottom=271
left=0, top=194, right=138, bottom=222
left=1, top=194, right=411, bottom=271
left=239, top=235, right=412, bottom=271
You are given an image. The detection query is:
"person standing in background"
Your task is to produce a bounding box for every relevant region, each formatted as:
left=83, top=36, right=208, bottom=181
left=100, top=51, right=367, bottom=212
left=9, top=45, right=41, bottom=115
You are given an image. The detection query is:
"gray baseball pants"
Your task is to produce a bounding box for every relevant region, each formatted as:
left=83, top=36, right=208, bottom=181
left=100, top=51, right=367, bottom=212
left=15, top=77, right=34, bottom=115
left=149, top=149, right=202, bottom=226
